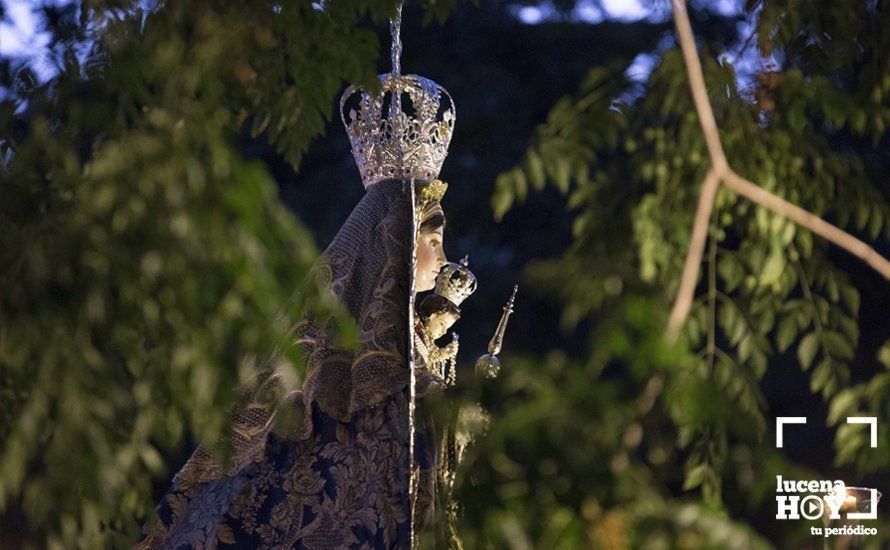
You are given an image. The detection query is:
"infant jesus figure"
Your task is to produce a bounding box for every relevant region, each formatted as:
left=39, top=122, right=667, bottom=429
left=415, top=257, right=476, bottom=387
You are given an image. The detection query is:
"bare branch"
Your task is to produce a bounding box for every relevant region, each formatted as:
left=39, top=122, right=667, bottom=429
left=670, top=0, right=728, bottom=173
left=722, top=172, right=890, bottom=279
left=664, top=0, right=890, bottom=343
left=666, top=169, right=720, bottom=342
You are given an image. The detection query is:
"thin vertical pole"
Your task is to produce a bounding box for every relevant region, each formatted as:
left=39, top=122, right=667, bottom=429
left=407, top=178, right=418, bottom=549
left=392, top=5, right=416, bottom=546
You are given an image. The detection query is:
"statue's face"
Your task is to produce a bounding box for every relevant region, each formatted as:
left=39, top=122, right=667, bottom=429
left=425, top=310, right=458, bottom=340
left=415, top=225, right=446, bottom=292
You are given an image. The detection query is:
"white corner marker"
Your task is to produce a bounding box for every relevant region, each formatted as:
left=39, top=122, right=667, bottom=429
left=776, top=417, right=807, bottom=448
left=846, top=417, right=878, bottom=448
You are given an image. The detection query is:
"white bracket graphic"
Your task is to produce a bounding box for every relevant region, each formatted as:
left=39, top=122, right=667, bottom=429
left=846, top=417, right=878, bottom=448
left=847, top=488, right=880, bottom=520
left=776, top=417, right=807, bottom=448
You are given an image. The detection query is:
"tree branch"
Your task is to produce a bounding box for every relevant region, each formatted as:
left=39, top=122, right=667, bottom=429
left=666, top=169, right=720, bottom=342
left=722, top=171, right=890, bottom=279
left=670, top=0, right=727, bottom=173
left=664, top=0, right=890, bottom=343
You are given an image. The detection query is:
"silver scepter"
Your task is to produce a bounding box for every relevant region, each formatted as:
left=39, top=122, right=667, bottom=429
left=475, top=285, right=518, bottom=380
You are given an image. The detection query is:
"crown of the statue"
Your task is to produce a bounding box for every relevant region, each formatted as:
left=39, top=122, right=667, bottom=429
left=435, top=256, right=477, bottom=307
left=340, top=73, right=455, bottom=189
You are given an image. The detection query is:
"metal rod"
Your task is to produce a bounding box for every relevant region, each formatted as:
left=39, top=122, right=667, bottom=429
left=487, top=285, right=518, bottom=355
left=407, top=177, right=417, bottom=549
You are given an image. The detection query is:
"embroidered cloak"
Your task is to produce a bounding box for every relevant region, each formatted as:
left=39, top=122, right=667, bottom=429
left=136, top=179, right=447, bottom=549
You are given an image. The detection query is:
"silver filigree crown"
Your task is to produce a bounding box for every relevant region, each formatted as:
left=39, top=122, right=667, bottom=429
left=340, top=74, right=455, bottom=189
left=435, top=256, right=477, bottom=307
left=340, top=5, right=455, bottom=189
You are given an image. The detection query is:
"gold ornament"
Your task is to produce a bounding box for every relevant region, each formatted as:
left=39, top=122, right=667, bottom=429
left=418, top=178, right=448, bottom=206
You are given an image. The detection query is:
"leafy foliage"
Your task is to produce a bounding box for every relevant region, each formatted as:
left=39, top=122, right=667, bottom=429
left=829, top=343, right=890, bottom=473
left=457, top=299, right=772, bottom=548
left=485, top=0, right=890, bottom=546
left=0, top=0, right=419, bottom=546
left=2, top=0, right=888, bottom=548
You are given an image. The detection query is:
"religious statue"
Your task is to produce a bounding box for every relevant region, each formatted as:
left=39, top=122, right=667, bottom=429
left=134, top=4, right=488, bottom=548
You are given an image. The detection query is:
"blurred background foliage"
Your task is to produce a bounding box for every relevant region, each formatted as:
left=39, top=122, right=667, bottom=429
left=1, top=0, right=404, bottom=546
left=2, top=0, right=889, bottom=548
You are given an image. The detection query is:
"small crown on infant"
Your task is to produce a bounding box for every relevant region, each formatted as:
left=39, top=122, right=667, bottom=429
left=434, top=256, right=477, bottom=307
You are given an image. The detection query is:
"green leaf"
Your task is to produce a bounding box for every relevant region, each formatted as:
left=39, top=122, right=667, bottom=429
left=775, top=315, right=797, bottom=353
left=810, top=359, right=834, bottom=393
left=492, top=172, right=517, bottom=221
left=684, top=463, right=709, bottom=490
left=759, top=245, right=785, bottom=286
left=855, top=202, right=870, bottom=230
left=525, top=150, right=546, bottom=190
left=554, top=157, right=571, bottom=193
left=718, top=255, right=743, bottom=292
left=827, top=389, right=859, bottom=425
left=796, top=229, right=814, bottom=257
left=797, top=332, right=819, bottom=370
left=511, top=167, right=529, bottom=202
left=868, top=202, right=884, bottom=239
left=821, top=331, right=855, bottom=360
left=840, top=284, right=860, bottom=316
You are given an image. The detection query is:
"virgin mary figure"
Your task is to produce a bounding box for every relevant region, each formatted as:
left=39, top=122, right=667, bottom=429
left=136, top=32, right=464, bottom=549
